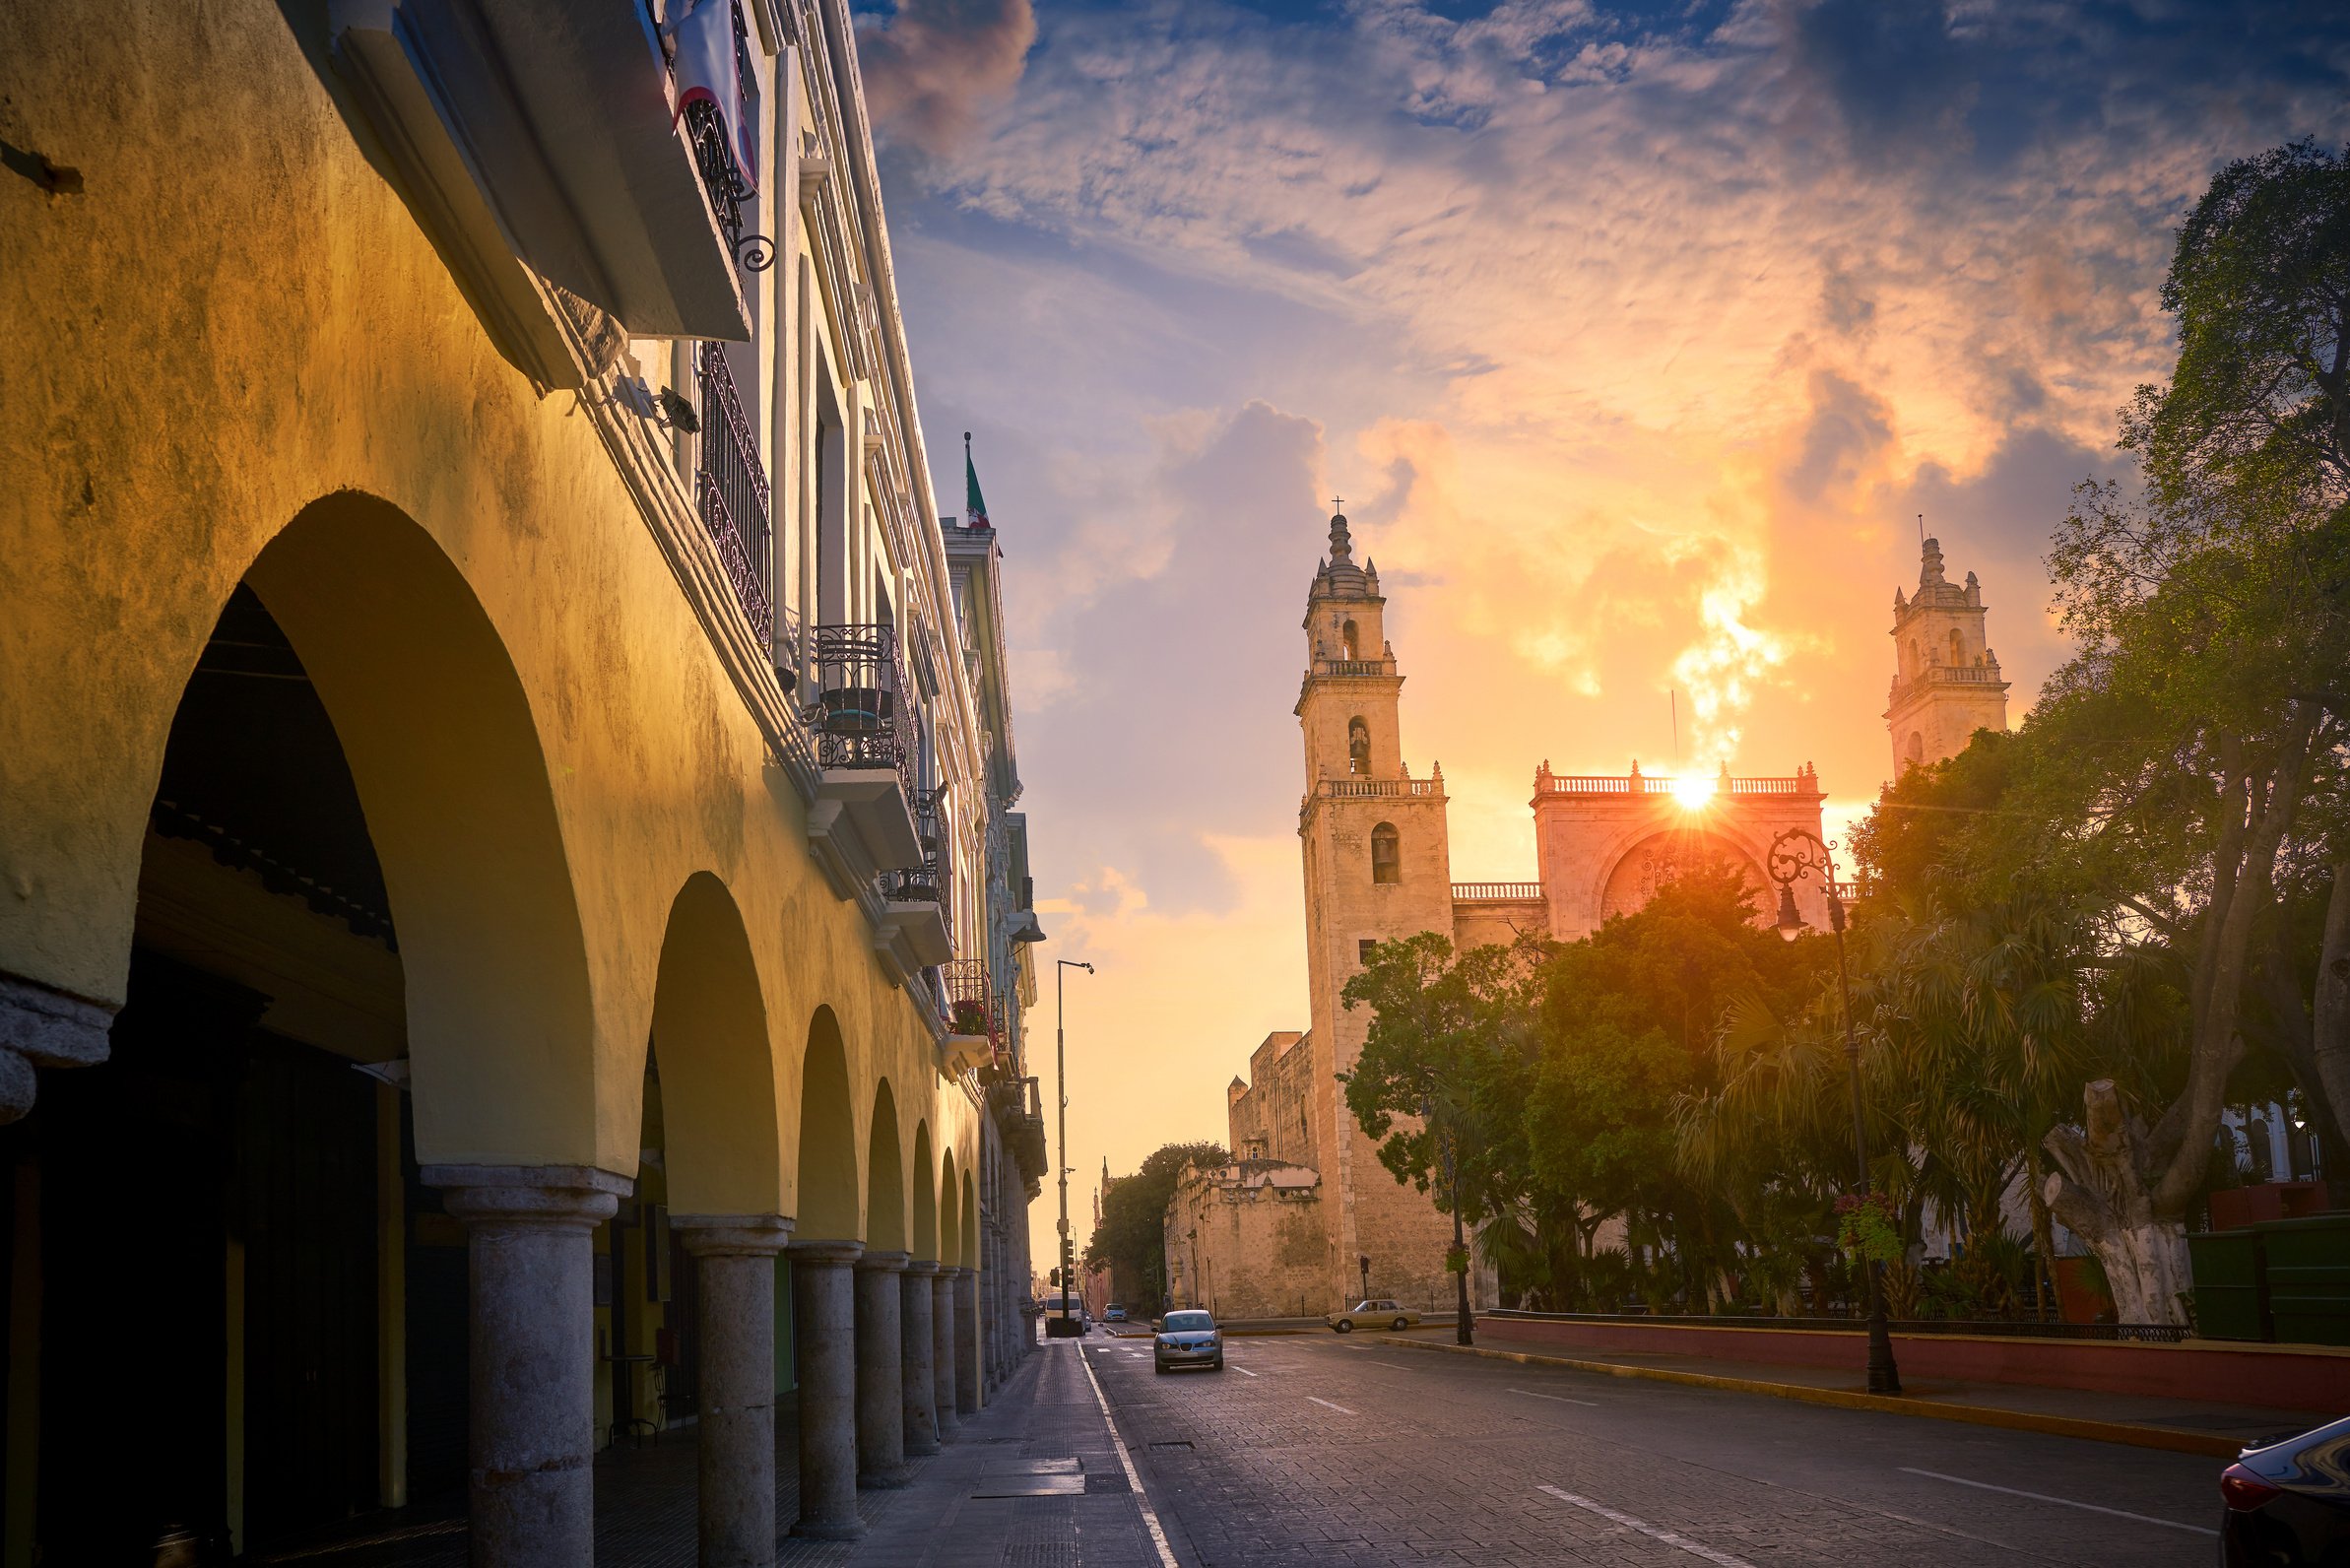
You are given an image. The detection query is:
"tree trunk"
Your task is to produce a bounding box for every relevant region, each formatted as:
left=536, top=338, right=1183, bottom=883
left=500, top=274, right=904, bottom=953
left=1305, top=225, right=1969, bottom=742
left=2044, top=1079, right=2194, bottom=1326
left=2024, top=1144, right=2058, bottom=1324
left=2315, top=858, right=2350, bottom=1153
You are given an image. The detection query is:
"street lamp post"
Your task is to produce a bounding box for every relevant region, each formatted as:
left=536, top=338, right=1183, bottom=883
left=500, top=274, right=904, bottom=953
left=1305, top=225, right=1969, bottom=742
left=1055, top=958, right=1093, bottom=1338
left=1766, top=827, right=1902, bottom=1397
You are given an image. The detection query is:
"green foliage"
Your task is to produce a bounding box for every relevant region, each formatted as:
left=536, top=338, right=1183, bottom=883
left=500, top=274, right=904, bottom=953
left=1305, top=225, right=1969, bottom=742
left=1081, top=1140, right=1228, bottom=1299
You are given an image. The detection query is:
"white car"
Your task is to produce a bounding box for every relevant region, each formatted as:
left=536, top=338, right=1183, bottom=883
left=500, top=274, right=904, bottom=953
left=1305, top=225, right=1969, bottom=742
left=1327, top=1298, right=1420, bottom=1333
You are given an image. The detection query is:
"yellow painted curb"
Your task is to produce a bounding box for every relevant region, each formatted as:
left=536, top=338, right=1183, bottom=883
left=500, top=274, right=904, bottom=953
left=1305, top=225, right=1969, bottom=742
left=1381, top=1336, right=2245, bottom=1459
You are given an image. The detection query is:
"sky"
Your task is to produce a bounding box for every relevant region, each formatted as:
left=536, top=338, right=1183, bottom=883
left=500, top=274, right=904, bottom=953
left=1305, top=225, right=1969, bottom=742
left=849, top=0, right=2350, bottom=1274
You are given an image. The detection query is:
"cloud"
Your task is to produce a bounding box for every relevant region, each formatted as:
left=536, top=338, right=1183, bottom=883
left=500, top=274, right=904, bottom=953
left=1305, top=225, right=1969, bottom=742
left=869, top=0, right=2350, bottom=1227
left=858, top=0, right=1038, bottom=155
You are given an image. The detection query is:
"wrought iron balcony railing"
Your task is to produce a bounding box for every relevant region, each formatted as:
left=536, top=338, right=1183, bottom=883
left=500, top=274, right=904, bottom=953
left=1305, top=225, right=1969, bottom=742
left=807, top=624, right=917, bottom=798
left=880, top=788, right=950, bottom=946
left=941, top=956, right=1002, bottom=1048
left=694, top=343, right=773, bottom=645
left=678, top=3, right=773, bottom=274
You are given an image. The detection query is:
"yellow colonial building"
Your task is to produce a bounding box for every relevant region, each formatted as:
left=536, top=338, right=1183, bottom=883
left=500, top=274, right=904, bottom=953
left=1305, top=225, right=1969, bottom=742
left=0, top=0, right=1047, bottom=1562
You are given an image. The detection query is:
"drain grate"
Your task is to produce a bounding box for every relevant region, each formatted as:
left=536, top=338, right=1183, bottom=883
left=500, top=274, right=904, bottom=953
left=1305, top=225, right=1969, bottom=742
left=1083, top=1471, right=1132, bottom=1493
left=1147, top=1440, right=1194, bottom=1450
left=999, top=1546, right=1078, bottom=1567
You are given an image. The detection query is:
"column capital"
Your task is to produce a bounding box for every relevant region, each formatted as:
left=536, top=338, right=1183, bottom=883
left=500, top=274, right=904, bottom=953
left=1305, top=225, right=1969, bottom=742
left=673, top=1213, right=793, bottom=1257
left=789, top=1238, right=866, bottom=1266
left=953, top=1265, right=979, bottom=1281
left=855, top=1248, right=911, bottom=1274
left=902, top=1259, right=943, bottom=1278
left=0, top=972, right=116, bottom=1124
left=422, top=1164, right=629, bottom=1227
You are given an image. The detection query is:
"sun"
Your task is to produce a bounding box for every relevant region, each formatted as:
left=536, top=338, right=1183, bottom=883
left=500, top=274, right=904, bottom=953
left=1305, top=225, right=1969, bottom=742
left=1669, top=773, right=1716, bottom=812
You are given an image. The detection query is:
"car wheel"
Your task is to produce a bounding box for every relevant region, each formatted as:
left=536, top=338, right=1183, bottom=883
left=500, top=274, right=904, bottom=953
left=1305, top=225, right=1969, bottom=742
left=1335, top=1320, right=1352, bottom=1333
left=1212, top=1356, right=1225, bottom=1371
left=1393, top=1317, right=1409, bottom=1331
left=1154, top=1362, right=1167, bottom=1375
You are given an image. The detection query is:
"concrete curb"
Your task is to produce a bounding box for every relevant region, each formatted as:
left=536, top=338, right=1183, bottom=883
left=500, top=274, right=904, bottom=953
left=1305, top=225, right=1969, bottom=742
left=1381, top=1335, right=2245, bottom=1459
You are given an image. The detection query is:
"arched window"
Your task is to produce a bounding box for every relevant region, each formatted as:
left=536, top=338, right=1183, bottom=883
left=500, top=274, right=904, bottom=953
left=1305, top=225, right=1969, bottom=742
left=1902, top=732, right=1924, bottom=771
left=1370, top=822, right=1401, bottom=884
left=1906, top=636, right=1921, bottom=676
left=1347, top=717, right=1371, bottom=775
left=1341, top=619, right=1359, bottom=660
left=1948, top=627, right=1963, bottom=666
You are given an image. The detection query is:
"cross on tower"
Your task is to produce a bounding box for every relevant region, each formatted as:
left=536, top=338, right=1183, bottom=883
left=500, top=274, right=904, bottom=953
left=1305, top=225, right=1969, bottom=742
left=1331, top=495, right=1343, bottom=513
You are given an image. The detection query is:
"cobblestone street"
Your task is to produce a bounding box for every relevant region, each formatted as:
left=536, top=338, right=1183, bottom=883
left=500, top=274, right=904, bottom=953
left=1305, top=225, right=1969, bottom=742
left=1088, top=1333, right=2224, bottom=1567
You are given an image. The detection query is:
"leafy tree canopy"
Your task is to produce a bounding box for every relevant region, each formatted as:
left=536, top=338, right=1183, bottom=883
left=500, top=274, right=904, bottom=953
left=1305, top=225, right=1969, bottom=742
left=1080, top=1140, right=1227, bottom=1299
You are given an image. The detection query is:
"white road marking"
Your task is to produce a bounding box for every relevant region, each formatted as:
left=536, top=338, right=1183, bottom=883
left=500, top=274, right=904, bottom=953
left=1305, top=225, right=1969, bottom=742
left=1307, top=1396, right=1357, bottom=1414
left=1509, top=1387, right=1599, bottom=1407
left=1898, top=1469, right=2218, bottom=1536
left=1538, top=1486, right=1757, bottom=1568
left=1076, top=1342, right=1181, bottom=1568
left=1230, top=1365, right=1261, bottom=1377
left=1368, top=1360, right=1414, bottom=1370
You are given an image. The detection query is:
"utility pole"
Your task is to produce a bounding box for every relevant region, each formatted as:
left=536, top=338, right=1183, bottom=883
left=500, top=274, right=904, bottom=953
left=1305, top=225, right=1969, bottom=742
left=1055, top=958, right=1093, bottom=1336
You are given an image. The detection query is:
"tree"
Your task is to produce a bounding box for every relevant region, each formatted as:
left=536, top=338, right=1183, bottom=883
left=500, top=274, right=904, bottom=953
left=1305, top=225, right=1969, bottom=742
left=1339, top=932, right=1545, bottom=1233
left=1081, top=1141, right=1228, bottom=1306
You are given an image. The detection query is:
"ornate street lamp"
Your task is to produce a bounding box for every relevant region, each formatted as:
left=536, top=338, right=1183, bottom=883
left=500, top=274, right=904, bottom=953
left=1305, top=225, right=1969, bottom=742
left=1765, top=827, right=1902, bottom=1396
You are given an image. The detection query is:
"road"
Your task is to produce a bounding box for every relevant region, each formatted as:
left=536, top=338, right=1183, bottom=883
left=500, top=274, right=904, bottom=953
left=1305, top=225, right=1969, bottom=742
left=1079, top=1330, right=2224, bottom=1567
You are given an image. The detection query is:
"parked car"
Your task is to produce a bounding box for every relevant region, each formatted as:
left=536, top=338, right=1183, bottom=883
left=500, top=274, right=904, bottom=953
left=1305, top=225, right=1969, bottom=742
left=1327, top=1299, right=1420, bottom=1333
left=2221, top=1412, right=2350, bottom=1564
left=1154, top=1309, right=1223, bottom=1373
left=1104, top=1303, right=1128, bottom=1323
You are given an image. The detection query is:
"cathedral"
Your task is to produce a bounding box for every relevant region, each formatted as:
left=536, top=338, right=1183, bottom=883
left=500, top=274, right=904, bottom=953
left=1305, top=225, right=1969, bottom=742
left=1178, top=511, right=2007, bottom=1319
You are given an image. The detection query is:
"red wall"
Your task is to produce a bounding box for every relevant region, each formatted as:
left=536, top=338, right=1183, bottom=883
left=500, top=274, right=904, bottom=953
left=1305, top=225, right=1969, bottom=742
left=1480, top=1317, right=2350, bottom=1414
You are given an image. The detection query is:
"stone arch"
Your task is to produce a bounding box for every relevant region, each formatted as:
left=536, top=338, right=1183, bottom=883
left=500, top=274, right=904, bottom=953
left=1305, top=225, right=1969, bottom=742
left=1595, top=828, right=1768, bottom=925
left=868, top=1079, right=907, bottom=1250
left=911, top=1121, right=939, bottom=1261
left=647, top=873, right=783, bottom=1213
left=1904, top=731, right=1925, bottom=771
left=795, top=1007, right=861, bottom=1239
left=239, top=492, right=597, bottom=1165
left=938, top=1148, right=961, bottom=1269
left=1371, top=821, right=1401, bottom=884
left=959, top=1172, right=978, bottom=1270
left=1347, top=716, right=1371, bottom=775
left=1947, top=626, right=1963, bottom=665
left=1340, top=619, right=1360, bottom=659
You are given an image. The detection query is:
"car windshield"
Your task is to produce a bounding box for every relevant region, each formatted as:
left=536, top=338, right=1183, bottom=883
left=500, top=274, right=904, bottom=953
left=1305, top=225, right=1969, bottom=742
left=1163, top=1311, right=1213, bottom=1332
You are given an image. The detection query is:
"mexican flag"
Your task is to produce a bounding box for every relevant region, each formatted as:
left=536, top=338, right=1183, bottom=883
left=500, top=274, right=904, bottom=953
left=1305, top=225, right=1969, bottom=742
left=671, top=0, right=757, bottom=192
left=965, top=433, right=991, bottom=529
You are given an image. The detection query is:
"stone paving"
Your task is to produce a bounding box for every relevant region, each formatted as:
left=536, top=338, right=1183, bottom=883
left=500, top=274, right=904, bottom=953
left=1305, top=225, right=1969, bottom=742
left=1085, top=1331, right=2228, bottom=1567
left=259, top=1342, right=1165, bottom=1568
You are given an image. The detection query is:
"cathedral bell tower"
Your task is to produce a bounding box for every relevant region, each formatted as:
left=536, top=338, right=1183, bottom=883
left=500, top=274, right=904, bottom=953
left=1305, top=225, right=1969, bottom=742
left=1294, top=506, right=1460, bottom=1312
left=1885, top=534, right=2010, bottom=776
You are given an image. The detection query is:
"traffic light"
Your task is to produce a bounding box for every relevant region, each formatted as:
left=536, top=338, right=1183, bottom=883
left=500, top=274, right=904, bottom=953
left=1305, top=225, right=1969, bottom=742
left=1049, top=1267, right=1062, bottom=1286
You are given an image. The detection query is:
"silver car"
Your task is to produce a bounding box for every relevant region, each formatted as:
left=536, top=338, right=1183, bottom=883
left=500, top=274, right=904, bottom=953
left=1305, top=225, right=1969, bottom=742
left=1153, top=1309, right=1223, bottom=1373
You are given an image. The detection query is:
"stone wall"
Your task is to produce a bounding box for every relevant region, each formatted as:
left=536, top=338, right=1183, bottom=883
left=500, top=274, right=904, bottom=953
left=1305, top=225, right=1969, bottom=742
left=1163, top=1161, right=1328, bottom=1321
left=1226, top=1030, right=1316, bottom=1167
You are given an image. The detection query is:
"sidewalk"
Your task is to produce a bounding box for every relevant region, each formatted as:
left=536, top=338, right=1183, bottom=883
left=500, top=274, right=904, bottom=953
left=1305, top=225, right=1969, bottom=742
left=260, top=1343, right=1169, bottom=1567
left=789, top=1340, right=1169, bottom=1568
left=1382, top=1324, right=2326, bottom=1457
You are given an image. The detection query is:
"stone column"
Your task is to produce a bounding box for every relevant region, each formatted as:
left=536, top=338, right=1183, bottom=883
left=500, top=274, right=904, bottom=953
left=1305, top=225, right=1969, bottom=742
left=899, top=1262, right=941, bottom=1455
left=930, top=1270, right=958, bottom=1439
left=954, top=1267, right=981, bottom=1415
left=789, top=1240, right=865, bottom=1540
left=0, top=974, right=114, bottom=1123
left=852, top=1251, right=909, bottom=1488
left=423, top=1165, right=627, bottom=1568
left=674, top=1215, right=792, bottom=1568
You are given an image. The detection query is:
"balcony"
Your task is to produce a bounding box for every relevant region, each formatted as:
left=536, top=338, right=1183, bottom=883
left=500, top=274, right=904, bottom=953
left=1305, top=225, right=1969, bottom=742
left=1453, top=882, right=1544, bottom=902
left=804, top=625, right=922, bottom=894
left=942, top=956, right=1002, bottom=1045
left=693, top=344, right=774, bottom=647
left=878, top=790, right=952, bottom=972
left=327, top=0, right=751, bottom=354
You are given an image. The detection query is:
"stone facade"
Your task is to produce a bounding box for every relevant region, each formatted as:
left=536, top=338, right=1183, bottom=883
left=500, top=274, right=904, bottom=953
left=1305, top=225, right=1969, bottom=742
left=1885, top=537, right=2010, bottom=774
left=1212, top=508, right=1867, bottom=1322
left=1163, top=1161, right=1328, bottom=1320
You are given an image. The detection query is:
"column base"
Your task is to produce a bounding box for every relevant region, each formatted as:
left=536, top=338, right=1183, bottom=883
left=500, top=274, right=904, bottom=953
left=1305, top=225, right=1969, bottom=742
left=788, top=1519, right=868, bottom=1543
